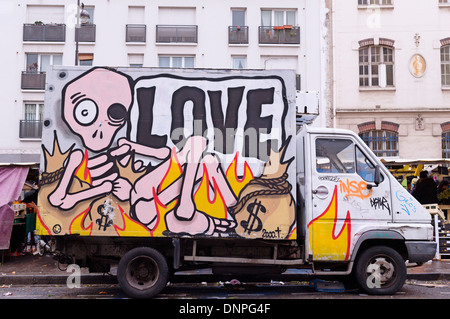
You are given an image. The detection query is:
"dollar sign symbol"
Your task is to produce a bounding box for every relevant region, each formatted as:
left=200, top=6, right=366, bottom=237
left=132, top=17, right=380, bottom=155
left=366, top=264, right=381, bottom=289
left=241, top=199, right=266, bottom=235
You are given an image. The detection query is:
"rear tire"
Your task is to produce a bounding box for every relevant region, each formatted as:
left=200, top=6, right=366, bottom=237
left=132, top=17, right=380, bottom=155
left=117, top=247, right=169, bottom=299
left=354, top=246, right=406, bottom=295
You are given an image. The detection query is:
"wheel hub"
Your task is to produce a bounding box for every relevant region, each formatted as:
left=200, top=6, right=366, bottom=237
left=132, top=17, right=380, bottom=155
left=368, top=257, right=395, bottom=283
left=127, top=256, right=159, bottom=290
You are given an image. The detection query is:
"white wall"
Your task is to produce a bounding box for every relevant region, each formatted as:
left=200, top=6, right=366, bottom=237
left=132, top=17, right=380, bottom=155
left=0, top=0, right=329, bottom=160
left=333, top=0, right=450, bottom=159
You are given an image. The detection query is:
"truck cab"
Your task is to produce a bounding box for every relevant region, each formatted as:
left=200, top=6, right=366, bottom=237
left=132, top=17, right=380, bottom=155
left=296, top=125, right=436, bottom=294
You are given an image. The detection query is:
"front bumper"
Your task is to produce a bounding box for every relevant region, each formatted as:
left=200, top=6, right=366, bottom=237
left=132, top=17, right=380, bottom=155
left=405, top=241, right=437, bottom=264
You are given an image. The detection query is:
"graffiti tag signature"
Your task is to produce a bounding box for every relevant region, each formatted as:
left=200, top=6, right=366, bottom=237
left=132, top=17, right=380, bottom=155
left=339, top=178, right=372, bottom=200
left=395, top=191, right=416, bottom=216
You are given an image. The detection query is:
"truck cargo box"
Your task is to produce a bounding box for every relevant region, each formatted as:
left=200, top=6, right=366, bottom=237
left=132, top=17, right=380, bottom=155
left=37, top=67, right=297, bottom=241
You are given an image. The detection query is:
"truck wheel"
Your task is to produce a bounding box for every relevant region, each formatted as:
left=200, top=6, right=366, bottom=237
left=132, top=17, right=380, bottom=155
left=354, top=246, right=406, bottom=295
left=117, top=247, right=169, bottom=299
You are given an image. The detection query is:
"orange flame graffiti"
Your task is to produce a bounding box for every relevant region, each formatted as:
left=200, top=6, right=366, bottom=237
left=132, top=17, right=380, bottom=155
left=194, top=163, right=228, bottom=219
left=147, top=148, right=184, bottom=236
left=225, top=152, right=254, bottom=197
left=69, top=207, right=93, bottom=236
left=74, top=149, right=92, bottom=185
left=308, top=186, right=351, bottom=261
left=114, top=205, right=151, bottom=237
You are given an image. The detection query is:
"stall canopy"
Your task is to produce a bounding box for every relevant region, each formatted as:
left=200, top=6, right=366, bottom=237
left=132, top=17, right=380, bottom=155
left=381, top=158, right=450, bottom=166
left=0, top=166, right=30, bottom=249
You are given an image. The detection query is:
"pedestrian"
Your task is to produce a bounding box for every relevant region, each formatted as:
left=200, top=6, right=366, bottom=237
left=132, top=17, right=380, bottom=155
left=412, top=171, right=438, bottom=204
left=438, top=180, right=450, bottom=205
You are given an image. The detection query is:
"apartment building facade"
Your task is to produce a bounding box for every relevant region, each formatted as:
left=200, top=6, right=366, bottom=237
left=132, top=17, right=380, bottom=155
left=332, top=0, right=450, bottom=160
left=0, top=0, right=331, bottom=164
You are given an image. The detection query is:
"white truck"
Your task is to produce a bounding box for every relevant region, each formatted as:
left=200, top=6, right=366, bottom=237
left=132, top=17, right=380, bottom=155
left=37, top=67, right=436, bottom=298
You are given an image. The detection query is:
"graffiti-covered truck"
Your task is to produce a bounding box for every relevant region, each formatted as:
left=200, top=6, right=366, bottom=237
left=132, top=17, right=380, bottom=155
left=37, top=67, right=436, bottom=298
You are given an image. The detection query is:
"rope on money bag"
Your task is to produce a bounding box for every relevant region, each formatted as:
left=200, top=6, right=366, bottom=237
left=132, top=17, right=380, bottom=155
left=229, top=173, right=292, bottom=215
left=40, top=167, right=65, bottom=186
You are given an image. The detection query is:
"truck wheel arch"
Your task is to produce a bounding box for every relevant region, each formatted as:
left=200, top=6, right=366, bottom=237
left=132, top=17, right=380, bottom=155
left=350, top=230, right=407, bottom=263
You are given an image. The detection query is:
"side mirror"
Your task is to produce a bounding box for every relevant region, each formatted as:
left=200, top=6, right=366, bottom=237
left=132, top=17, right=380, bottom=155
left=374, top=165, right=381, bottom=186
left=367, top=165, right=382, bottom=190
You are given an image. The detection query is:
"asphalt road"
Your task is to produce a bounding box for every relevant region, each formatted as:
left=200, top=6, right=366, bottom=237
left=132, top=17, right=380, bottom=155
left=2, top=279, right=450, bottom=299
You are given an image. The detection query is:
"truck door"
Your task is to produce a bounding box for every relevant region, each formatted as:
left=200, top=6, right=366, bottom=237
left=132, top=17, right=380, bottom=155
left=308, top=135, right=392, bottom=261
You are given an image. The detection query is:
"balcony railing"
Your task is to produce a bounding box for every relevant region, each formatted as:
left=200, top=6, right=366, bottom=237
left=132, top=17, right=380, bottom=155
left=156, top=25, right=198, bottom=43
left=19, top=120, right=43, bottom=139
left=21, top=72, right=46, bottom=90
left=23, top=23, right=66, bottom=42
left=228, top=26, right=249, bottom=44
left=258, top=26, right=300, bottom=45
left=75, top=24, right=96, bottom=42
left=126, top=24, right=146, bottom=42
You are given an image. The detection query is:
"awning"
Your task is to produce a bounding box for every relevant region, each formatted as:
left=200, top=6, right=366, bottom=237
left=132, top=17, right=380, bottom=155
left=0, top=166, right=30, bottom=249
left=381, top=158, right=450, bottom=166
left=0, top=154, right=40, bottom=166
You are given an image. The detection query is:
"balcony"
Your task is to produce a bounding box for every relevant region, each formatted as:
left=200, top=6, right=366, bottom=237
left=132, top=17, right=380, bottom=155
left=258, top=26, right=300, bottom=45
left=228, top=26, right=249, bottom=44
left=156, top=25, right=198, bottom=44
left=23, top=23, right=66, bottom=42
left=75, top=24, right=96, bottom=42
left=19, top=120, right=43, bottom=139
left=126, top=24, right=146, bottom=42
left=21, top=72, right=46, bottom=90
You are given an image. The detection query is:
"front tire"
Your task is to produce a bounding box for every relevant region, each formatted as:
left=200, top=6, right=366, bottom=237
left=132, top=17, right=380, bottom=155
left=117, top=247, right=169, bottom=299
left=354, top=246, right=406, bottom=295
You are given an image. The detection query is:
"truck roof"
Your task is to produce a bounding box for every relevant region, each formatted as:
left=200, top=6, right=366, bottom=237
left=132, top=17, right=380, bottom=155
left=300, top=125, right=358, bottom=137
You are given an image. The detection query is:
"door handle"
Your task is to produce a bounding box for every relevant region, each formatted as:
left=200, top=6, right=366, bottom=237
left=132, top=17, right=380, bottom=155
left=313, top=185, right=329, bottom=199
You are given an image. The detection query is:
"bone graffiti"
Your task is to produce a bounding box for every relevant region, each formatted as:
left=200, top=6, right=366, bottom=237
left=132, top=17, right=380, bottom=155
left=37, top=67, right=296, bottom=240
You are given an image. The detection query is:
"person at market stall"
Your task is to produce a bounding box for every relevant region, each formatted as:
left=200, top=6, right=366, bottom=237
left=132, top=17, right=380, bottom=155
left=412, top=170, right=438, bottom=204
left=438, top=180, right=450, bottom=205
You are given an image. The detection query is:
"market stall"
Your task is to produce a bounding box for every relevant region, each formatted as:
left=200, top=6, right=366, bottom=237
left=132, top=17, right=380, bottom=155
left=0, top=162, right=39, bottom=262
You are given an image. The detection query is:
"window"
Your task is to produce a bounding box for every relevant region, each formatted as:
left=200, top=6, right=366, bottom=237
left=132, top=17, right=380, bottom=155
left=26, top=53, right=62, bottom=73
left=443, top=122, right=450, bottom=158
left=78, top=53, right=93, bottom=66
left=25, top=103, right=43, bottom=122
left=443, top=132, right=450, bottom=159
left=156, top=7, right=197, bottom=43
left=232, top=56, right=246, bottom=69
left=315, top=139, right=355, bottom=174
left=359, top=130, right=398, bottom=157
left=126, top=6, right=146, bottom=43
left=23, top=5, right=66, bottom=42
left=159, top=56, right=195, bottom=68
left=20, top=103, right=44, bottom=139
left=356, top=146, right=378, bottom=182
left=128, top=54, right=144, bottom=67
left=359, top=44, right=394, bottom=87
left=358, top=0, right=393, bottom=5
left=441, top=43, right=450, bottom=86
left=261, top=9, right=296, bottom=26
left=315, top=138, right=380, bottom=182
left=232, top=9, right=246, bottom=26
left=229, top=8, right=248, bottom=44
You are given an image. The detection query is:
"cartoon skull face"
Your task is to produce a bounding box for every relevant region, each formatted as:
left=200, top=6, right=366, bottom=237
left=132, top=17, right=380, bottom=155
left=62, top=68, right=132, bottom=152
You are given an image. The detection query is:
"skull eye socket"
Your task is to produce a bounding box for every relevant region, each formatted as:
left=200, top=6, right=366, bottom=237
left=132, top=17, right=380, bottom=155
left=74, top=99, right=98, bottom=126
left=107, top=103, right=128, bottom=125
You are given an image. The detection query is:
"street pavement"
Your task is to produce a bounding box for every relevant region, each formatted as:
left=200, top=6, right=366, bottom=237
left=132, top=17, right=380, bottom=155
left=1, top=253, right=450, bottom=286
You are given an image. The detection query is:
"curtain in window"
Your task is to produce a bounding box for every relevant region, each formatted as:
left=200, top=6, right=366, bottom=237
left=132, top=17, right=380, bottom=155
left=261, top=10, right=271, bottom=26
